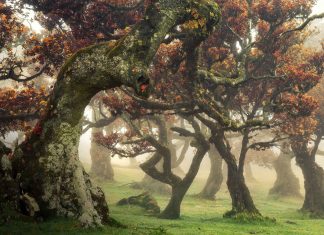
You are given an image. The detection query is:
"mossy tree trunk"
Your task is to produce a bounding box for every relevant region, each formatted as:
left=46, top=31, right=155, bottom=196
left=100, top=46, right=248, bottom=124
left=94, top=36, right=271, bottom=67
left=158, top=127, right=209, bottom=219
left=8, top=1, right=221, bottom=227
left=0, top=142, right=18, bottom=221
left=269, top=142, right=301, bottom=197
left=135, top=115, right=209, bottom=219
left=212, top=130, right=261, bottom=217
left=292, top=138, right=324, bottom=216
left=198, top=145, right=223, bottom=200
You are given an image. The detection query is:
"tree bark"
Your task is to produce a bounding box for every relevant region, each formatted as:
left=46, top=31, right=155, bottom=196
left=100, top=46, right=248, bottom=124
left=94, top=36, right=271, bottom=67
left=159, top=138, right=209, bottom=219
left=159, top=185, right=186, bottom=219
left=198, top=145, right=223, bottom=200
left=7, top=0, right=220, bottom=227
left=212, top=132, right=261, bottom=217
left=225, top=160, right=260, bottom=216
left=293, top=141, right=324, bottom=216
left=269, top=145, right=301, bottom=198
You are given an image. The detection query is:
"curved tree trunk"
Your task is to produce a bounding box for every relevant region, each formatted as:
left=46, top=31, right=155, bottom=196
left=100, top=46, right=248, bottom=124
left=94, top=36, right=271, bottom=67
left=212, top=133, right=260, bottom=217
left=298, top=158, right=324, bottom=215
left=159, top=139, right=209, bottom=219
left=198, top=145, right=223, bottom=200
left=293, top=141, right=324, bottom=216
left=159, top=185, right=186, bottom=219
left=5, top=0, right=220, bottom=227
left=269, top=147, right=301, bottom=198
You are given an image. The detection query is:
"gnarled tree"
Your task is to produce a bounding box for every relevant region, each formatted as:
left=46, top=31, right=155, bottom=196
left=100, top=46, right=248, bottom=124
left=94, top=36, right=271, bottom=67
left=4, top=0, right=221, bottom=227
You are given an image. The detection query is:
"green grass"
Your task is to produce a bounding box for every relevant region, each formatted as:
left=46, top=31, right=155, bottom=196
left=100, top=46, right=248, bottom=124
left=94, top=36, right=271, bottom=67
left=1, top=166, right=324, bottom=235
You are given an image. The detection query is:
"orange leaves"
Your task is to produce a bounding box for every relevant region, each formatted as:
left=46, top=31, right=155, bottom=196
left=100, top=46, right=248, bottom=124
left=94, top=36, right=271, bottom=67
left=0, top=3, right=27, bottom=49
left=155, top=40, right=183, bottom=68
left=216, top=0, right=249, bottom=37
left=24, top=32, right=74, bottom=74
left=253, top=0, right=315, bottom=23
left=0, top=86, right=48, bottom=114
left=182, top=9, right=207, bottom=30
left=274, top=93, right=318, bottom=139
left=0, top=86, right=48, bottom=135
left=282, top=94, right=318, bottom=117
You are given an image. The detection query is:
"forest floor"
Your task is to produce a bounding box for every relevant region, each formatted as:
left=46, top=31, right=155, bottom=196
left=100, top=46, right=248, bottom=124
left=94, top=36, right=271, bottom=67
left=1, top=166, right=324, bottom=235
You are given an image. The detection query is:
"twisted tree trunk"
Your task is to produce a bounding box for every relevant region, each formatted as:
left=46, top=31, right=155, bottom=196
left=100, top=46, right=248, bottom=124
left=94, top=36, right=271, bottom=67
left=212, top=132, right=260, bottom=217
left=159, top=136, right=209, bottom=219
left=269, top=144, right=301, bottom=198
left=225, top=160, right=260, bottom=217
left=198, top=145, right=223, bottom=200
left=7, top=1, right=220, bottom=227
left=292, top=140, right=324, bottom=216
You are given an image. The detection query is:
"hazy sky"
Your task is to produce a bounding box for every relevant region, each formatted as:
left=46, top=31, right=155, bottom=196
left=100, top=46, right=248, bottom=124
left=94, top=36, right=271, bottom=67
left=313, top=0, right=324, bottom=16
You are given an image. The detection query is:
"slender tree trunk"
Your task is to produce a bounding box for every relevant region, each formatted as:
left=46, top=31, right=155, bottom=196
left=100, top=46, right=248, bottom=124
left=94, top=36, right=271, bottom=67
left=198, top=145, right=223, bottom=200
left=269, top=149, right=301, bottom=198
left=212, top=133, right=260, bottom=217
left=159, top=140, right=209, bottom=219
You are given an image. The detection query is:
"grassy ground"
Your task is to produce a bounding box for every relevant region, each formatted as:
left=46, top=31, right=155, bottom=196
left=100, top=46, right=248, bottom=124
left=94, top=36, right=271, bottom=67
left=1, top=166, right=324, bottom=235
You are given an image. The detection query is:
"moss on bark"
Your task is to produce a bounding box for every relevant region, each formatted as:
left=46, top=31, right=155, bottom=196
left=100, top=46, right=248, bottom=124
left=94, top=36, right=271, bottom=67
left=7, top=0, right=221, bottom=227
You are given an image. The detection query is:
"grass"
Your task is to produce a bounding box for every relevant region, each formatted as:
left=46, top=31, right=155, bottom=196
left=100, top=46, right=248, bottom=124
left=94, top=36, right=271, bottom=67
left=1, top=166, right=324, bottom=235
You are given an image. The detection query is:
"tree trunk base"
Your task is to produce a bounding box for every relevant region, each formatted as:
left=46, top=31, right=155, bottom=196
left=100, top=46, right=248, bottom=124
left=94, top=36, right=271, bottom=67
left=223, top=210, right=269, bottom=222
left=299, top=162, right=324, bottom=216
left=226, top=163, right=262, bottom=220
left=158, top=211, right=180, bottom=220
left=269, top=151, right=301, bottom=198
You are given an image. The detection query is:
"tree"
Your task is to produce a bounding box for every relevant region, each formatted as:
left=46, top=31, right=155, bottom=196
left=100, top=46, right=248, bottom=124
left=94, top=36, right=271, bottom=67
left=198, top=144, right=223, bottom=200
left=96, top=114, right=210, bottom=219
left=289, top=64, right=324, bottom=216
left=2, top=0, right=221, bottom=227
left=89, top=100, right=114, bottom=180
left=190, top=0, right=324, bottom=218
left=268, top=141, right=301, bottom=198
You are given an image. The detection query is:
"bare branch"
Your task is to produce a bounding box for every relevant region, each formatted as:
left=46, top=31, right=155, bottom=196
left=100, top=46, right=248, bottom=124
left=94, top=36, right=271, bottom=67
left=281, top=12, right=324, bottom=37
left=0, top=64, right=47, bottom=82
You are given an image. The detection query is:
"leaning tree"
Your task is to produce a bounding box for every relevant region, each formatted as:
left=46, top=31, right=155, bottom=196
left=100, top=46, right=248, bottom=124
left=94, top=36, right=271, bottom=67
left=1, top=0, right=221, bottom=227
left=289, top=66, right=324, bottom=216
